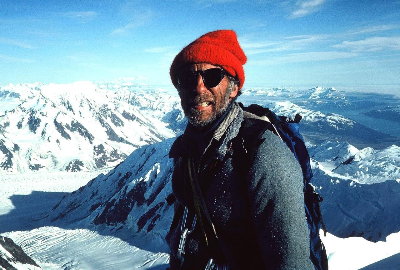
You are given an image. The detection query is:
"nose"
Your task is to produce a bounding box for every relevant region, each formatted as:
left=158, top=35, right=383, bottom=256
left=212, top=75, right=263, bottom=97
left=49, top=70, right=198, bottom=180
left=194, top=73, right=207, bottom=94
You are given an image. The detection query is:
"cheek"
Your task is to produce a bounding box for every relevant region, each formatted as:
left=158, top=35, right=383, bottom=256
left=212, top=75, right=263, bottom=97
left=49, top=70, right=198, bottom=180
left=213, top=93, right=226, bottom=111
left=229, top=86, right=239, bottom=98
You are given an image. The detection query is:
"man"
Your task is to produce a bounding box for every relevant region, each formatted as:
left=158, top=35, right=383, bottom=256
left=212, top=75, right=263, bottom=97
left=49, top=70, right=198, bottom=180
left=166, top=30, right=314, bottom=270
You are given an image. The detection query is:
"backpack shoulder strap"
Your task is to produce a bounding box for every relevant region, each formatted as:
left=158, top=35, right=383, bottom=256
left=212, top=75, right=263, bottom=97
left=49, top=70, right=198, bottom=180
left=230, top=111, right=276, bottom=178
left=240, top=104, right=329, bottom=270
left=243, top=110, right=283, bottom=139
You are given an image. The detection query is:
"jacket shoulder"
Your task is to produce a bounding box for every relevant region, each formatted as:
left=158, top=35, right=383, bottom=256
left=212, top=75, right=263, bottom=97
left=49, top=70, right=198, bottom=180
left=169, top=135, right=185, bottom=159
left=239, top=114, right=275, bottom=142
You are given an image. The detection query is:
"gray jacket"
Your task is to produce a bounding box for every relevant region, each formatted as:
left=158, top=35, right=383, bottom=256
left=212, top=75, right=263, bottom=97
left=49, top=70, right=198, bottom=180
left=167, top=102, right=313, bottom=270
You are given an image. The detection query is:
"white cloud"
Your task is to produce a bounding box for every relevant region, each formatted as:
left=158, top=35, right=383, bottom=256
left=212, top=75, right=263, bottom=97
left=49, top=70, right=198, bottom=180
left=241, top=34, right=326, bottom=55
left=111, top=10, right=153, bottom=35
left=240, top=40, right=280, bottom=49
left=285, top=34, right=327, bottom=45
left=63, top=11, right=98, bottom=23
left=251, top=51, right=357, bottom=65
left=0, top=38, right=34, bottom=49
left=240, top=40, right=279, bottom=54
left=350, top=24, right=400, bottom=35
left=0, top=54, right=34, bottom=63
left=333, top=36, right=400, bottom=52
left=290, top=0, right=326, bottom=18
left=280, top=51, right=357, bottom=62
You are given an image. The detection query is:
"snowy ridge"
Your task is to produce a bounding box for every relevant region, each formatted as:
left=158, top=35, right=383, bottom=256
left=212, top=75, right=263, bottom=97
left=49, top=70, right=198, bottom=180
left=266, top=100, right=398, bottom=149
left=364, top=104, right=400, bottom=123
left=307, top=141, right=400, bottom=242
left=310, top=141, right=400, bottom=184
left=0, top=82, right=178, bottom=172
left=313, top=170, right=400, bottom=242
left=273, top=100, right=354, bottom=126
left=242, top=86, right=399, bottom=149
left=46, top=139, right=175, bottom=251
left=306, top=87, right=349, bottom=103
left=0, top=236, right=41, bottom=270
left=243, top=86, right=347, bottom=102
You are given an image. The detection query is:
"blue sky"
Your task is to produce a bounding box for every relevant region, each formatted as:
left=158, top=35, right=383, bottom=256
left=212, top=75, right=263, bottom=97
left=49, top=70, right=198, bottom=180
left=1, top=0, right=399, bottom=95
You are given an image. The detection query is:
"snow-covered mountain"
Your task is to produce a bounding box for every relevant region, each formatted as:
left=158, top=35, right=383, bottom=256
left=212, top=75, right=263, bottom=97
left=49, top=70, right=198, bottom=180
left=1, top=84, right=400, bottom=269
left=0, top=81, right=181, bottom=172
left=43, top=134, right=400, bottom=246
left=308, top=141, right=400, bottom=241
left=1, top=83, right=397, bottom=173
left=364, top=104, right=400, bottom=122
left=241, top=87, right=400, bottom=149
left=0, top=235, right=41, bottom=270
left=46, top=139, right=174, bottom=252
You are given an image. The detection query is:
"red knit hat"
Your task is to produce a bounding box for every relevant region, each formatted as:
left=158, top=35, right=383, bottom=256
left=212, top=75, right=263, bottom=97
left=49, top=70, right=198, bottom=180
left=170, top=30, right=247, bottom=90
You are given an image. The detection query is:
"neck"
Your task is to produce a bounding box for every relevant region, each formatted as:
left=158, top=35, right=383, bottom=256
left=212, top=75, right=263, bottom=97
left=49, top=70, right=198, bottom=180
left=184, top=102, right=235, bottom=156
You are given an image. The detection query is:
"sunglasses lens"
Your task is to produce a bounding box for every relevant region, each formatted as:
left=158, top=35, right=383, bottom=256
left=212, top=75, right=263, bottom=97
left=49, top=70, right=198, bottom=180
left=177, top=69, right=197, bottom=90
left=202, top=68, right=225, bottom=88
left=177, top=68, right=226, bottom=90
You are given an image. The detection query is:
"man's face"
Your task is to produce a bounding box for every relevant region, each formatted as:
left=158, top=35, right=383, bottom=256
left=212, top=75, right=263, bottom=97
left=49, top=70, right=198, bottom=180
left=177, top=63, right=239, bottom=127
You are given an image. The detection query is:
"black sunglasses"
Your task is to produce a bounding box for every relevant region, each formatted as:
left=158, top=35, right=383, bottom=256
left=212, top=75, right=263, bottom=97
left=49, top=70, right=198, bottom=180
left=177, top=68, right=227, bottom=90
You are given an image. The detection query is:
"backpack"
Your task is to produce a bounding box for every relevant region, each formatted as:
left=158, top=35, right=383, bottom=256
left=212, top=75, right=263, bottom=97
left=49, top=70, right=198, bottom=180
left=241, top=103, right=329, bottom=270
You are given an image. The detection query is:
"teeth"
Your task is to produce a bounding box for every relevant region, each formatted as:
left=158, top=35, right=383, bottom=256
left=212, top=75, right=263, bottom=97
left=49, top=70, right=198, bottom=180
left=200, top=102, right=211, bottom=107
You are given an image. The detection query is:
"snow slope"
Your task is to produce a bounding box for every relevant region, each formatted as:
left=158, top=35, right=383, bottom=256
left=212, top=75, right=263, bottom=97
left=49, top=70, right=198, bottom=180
left=0, top=236, right=41, bottom=270
left=5, top=228, right=168, bottom=270
left=2, top=138, right=174, bottom=270
left=46, top=139, right=175, bottom=251
left=0, top=171, right=169, bottom=270
left=323, top=231, right=400, bottom=270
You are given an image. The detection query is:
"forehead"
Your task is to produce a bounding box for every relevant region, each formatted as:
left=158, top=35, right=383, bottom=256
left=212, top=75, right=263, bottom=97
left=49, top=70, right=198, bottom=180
left=186, top=62, right=219, bottom=71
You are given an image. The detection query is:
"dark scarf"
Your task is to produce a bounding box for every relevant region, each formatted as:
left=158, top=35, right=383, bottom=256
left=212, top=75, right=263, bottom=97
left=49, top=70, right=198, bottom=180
left=184, top=102, right=235, bottom=157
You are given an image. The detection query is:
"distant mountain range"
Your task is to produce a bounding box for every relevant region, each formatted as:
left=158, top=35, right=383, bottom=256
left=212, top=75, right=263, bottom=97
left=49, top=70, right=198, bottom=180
left=242, top=87, right=400, bottom=149
left=0, top=81, right=181, bottom=172
left=1, top=83, right=398, bottom=173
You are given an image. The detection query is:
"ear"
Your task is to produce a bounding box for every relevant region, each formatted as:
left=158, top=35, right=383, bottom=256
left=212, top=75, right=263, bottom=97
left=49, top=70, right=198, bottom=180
left=229, top=84, right=239, bottom=98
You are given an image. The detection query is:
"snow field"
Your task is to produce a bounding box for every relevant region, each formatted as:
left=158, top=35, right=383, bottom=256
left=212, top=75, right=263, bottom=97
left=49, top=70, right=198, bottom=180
left=0, top=171, right=103, bottom=216
left=4, top=227, right=169, bottom=270
left=323, top=231, right=400, bottom=270
left=1, top=171, right=169, bottom=269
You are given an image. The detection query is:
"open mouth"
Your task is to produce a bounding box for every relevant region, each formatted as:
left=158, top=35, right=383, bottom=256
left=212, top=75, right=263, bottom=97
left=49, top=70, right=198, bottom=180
left=188, top=100, right=214, bottom=109
left=198, top=101, right=212, bottom=107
